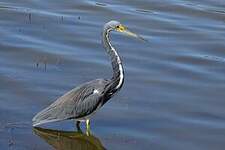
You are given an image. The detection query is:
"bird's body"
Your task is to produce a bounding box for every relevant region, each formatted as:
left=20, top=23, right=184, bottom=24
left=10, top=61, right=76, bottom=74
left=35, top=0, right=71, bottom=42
left=32, top=20, right=143, bottom=129
left=33, top=79, right=109, bottom=126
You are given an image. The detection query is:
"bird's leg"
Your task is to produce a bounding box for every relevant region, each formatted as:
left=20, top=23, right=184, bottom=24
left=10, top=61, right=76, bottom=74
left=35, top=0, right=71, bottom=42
left=76, top=121, right=82, bottom=132
left=86, top=119, right=90, bottom=129
left=86, top=119, right=91, bottom=136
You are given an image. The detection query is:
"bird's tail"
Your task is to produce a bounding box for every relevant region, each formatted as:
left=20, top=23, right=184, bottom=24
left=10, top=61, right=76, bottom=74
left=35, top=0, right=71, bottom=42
left=32, top=106, right=62, bottom=126
left=32, top=117, right=61, bottom=127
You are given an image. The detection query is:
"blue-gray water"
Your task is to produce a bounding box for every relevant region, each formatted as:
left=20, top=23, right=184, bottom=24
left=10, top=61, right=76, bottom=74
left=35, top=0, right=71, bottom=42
left=1, top=0, right=225, bottom=150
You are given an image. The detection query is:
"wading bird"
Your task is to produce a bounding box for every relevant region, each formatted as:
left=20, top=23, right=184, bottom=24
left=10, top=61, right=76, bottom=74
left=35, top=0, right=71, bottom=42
left=32, top=20, right=144, bottom=131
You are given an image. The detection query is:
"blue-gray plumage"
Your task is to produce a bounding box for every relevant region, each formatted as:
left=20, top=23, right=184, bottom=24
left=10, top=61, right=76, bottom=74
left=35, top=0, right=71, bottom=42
left=32, top=20, right=144, bottom=130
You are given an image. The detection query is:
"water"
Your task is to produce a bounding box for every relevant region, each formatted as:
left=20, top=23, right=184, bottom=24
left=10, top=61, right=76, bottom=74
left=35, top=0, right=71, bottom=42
left=0, top=0, right=225, bottom=149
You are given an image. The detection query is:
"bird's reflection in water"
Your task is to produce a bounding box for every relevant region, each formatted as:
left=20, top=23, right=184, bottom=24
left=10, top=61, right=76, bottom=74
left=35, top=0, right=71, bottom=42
left=33, top=126, right=106, bottom=150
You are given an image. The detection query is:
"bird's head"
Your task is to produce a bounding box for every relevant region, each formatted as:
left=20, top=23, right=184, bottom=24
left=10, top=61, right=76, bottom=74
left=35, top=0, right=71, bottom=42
left=105, top=20, right=146, bottom=41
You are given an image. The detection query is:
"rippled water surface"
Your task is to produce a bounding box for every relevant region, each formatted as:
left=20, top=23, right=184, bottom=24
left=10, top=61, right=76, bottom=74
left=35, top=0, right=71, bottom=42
left=1, top=0, right=225, bottom=150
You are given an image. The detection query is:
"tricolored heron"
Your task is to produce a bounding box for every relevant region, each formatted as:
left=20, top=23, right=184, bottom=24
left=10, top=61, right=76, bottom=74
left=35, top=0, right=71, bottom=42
left=32, top=20, right=144, bottom=131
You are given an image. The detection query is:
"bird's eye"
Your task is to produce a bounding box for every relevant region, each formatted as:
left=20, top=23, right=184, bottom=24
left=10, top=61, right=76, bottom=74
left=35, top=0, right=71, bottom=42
left=116, top=25, right=120, bottom=29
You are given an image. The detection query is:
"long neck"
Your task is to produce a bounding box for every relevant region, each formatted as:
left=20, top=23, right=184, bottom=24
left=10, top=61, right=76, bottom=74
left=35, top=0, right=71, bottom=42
left=102, top=28, right=124, bottom=92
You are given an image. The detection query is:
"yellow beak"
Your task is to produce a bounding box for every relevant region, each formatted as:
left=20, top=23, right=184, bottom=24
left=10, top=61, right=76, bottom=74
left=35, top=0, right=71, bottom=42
left=116, top=25, right=147, bottom=42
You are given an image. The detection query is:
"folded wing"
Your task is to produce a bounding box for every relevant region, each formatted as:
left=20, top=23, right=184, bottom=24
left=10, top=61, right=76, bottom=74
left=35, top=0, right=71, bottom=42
left=32, top=79, right=110, bottom=126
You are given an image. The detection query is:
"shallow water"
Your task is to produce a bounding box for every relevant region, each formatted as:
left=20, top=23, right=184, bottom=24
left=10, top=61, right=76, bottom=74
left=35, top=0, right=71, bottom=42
left=0, top=0, right=225, bottom=149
